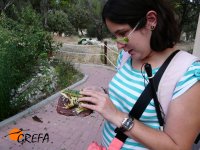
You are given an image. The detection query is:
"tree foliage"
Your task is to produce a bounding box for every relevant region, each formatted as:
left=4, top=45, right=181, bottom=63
left=66, top=0, right=90, bottom=35
left=46, top=10, right=75, bottom=36
left=172, top=0, right=200, bottom=40
left=86, top=0, right=109, bottom=40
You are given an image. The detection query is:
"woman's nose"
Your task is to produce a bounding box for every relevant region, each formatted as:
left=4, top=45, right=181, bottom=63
left=116, top=42, right=126, bottom=49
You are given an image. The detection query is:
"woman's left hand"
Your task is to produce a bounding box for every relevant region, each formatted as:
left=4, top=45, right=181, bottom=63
left=79, top=89, right=122, bottom=124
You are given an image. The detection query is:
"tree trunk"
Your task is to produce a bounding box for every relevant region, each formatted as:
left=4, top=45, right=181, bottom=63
left=0, top=1, right=4, bottom=13
left=40, top=0, right=49, bottom=28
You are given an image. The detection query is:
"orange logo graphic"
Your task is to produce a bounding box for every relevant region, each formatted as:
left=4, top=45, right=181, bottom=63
left=8, top=128, right=24, bottom=141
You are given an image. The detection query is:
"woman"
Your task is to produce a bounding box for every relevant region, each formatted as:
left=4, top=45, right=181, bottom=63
left=79, top=0, right=200, bottom=149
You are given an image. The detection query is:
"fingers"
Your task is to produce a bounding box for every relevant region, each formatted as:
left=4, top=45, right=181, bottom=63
left=79, top=89, right=119, bottom=123
left=79, top=90, right=107, bottom=111
left=78, top=95, right=99, bottom=111
left=80, top=102, right=97, bottom=111
left=79, top=90, right=106, bottom=104
left=79, top=96, right=97, bottom=104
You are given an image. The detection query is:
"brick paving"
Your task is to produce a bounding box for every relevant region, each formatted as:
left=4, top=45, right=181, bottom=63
left=0, top=64, right=116, bottom=150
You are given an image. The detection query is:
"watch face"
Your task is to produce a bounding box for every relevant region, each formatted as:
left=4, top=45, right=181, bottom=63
left=121, top=117, right=134, bottom=131
left=125, top=118, right=132, bottom=127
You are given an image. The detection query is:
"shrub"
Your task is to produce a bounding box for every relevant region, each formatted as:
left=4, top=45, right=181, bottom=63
left=0, top=6, right=59, bottom=121
left=51, top=59, right=84, bottom=90
left=10, top=59, right=58, bottom=111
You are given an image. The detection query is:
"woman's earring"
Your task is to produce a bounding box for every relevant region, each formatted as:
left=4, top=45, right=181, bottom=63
left=150, top=26, right=155, bottom=31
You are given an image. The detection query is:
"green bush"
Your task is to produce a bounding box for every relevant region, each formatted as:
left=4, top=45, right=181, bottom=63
left=0, top=6, right=59, bottom=121
left=10, top=59, right=58, bottom=111
left=51, top=59, right=84, bottom=90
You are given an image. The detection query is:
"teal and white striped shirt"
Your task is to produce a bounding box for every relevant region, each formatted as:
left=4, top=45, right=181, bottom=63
left=102, top=51, right=200, bottom=150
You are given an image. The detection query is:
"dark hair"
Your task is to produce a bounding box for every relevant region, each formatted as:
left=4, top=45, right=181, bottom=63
left=102, top=0, right=180, bottom=52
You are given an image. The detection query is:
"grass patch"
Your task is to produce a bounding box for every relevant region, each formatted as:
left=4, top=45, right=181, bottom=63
left=51, top=59, right=84, bottom=90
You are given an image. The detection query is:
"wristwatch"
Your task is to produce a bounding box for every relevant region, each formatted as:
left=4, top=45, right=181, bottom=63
left=119, top=116, right=134, bottom=132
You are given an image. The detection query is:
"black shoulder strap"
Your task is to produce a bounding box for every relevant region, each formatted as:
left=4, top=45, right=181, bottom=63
left=195, top=134, right=200, bottom=144
left=114, top=50, right=180, bottom=143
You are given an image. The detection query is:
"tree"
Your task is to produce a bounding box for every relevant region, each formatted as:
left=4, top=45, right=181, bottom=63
left=172, top=0, right=200, bottom=40
left=39, top=0, right=49, bottom=27
left=46, top=10, right=75, bottom=36
left=0, top=0, right=16, bottom=14
left=86, top=0, right=109, bottom=40
left=66, top=0, right=90, bottom=36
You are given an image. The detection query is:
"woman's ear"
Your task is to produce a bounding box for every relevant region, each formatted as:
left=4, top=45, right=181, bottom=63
left=146, top=11, right=157, bottom=30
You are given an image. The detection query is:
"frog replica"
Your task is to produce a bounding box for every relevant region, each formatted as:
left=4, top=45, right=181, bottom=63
left=56, top=89, right=93, bottom=117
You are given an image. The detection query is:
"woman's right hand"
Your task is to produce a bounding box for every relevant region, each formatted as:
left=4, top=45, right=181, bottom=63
left=78, top=89, right=124, bottom=127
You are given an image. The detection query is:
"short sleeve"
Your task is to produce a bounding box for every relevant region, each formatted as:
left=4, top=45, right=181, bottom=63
left=172, top=61, right=200, bottom=99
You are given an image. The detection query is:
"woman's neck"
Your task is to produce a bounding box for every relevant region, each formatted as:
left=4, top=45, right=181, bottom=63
left=132, top=47, right=177, bottom=70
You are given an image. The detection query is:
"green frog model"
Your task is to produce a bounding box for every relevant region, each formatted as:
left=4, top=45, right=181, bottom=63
left=57, top=89, right=92, bottom=117
left=60, top=89, right=90, bottom=115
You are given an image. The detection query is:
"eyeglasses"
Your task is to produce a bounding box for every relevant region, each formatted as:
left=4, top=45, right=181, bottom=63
left=113, top=21, right=140, bottom=44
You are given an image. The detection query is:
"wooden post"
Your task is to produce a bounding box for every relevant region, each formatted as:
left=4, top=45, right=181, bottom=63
left=104, top=41, right=107, bottom=64
left=193, top=13, right=200, bottom=57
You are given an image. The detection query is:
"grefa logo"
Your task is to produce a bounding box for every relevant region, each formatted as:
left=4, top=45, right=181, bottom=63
left=4, top=128, right=49, bottom=144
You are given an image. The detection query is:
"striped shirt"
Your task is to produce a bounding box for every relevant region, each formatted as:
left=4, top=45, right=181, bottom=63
left=102, top=51, right=200, bottom=150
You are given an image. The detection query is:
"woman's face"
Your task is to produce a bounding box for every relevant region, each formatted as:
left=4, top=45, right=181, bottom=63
left=106, top=19, right=153, bottom=61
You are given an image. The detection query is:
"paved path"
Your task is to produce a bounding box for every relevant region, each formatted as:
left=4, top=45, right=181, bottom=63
left=0, top=64, right=116, bottom=150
